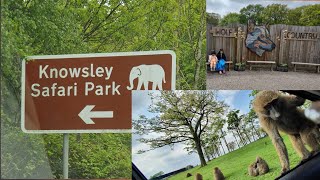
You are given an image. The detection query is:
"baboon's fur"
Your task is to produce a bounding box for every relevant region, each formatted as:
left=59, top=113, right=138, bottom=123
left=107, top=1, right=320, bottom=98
left=248, top=163, right=259, bottom=177
left=195, top=173, right=203, bottom=180
left=256, top=156, right=269, bottom=175
left=248, top=156, right=269, bottom=176
left=213, top=167, right=225, bottom=180
left=253, top=91, right=320, bottom=174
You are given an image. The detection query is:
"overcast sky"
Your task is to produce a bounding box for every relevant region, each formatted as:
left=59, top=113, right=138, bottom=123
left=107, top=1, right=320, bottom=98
left=132, top=90, right=254, bottom=178
left=206, top=0, right=320, bottom=17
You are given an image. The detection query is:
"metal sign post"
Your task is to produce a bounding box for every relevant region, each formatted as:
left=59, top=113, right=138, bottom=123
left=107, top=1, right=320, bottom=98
left=63, top=133, right=69, bottom=179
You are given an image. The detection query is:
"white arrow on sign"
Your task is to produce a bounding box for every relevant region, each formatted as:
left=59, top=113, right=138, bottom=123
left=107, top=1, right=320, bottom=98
left=78, top=105, right=113, bottom=124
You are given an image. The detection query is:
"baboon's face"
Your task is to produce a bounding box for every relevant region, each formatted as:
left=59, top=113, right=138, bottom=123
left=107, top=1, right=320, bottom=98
left=264, top=99, right=281, bottom=120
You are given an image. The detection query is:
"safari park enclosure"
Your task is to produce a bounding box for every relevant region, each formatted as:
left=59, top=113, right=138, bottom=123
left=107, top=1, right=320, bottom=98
left=206, top=24, right=320, bottom=70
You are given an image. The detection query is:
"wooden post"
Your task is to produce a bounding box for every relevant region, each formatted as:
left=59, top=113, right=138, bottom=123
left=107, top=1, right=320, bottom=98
left=236, top=27, right=241, bottom=64
left=279, top=29, right=287, bottom=65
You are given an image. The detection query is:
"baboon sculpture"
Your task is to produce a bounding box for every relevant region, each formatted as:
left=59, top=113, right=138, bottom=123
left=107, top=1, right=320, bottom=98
left=253, top=91, right=320, bottom=174
left=213, top=167, right=225, bottom=180
left=195, top=173, right=203, bottom=180
left=248, top=156, right=269, bottom=176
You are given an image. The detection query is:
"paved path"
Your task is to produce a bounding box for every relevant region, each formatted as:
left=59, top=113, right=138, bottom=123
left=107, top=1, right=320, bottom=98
left=206, top=70, right=320, bottom=90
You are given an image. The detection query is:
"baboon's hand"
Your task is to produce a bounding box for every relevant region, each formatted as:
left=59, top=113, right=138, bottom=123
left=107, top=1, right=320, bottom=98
left=299, top=154, right=312, bottom=165
left=295, top=96, right=306, bottom=106
left=281, top=167, right=289, bottom=175
left=311, top=150, right=320, bottom=156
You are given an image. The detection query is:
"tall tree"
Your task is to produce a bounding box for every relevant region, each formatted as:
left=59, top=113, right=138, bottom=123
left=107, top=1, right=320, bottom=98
left=299, top=4, right=320, bottom=26
left=261, top=4, right=289, bottom=25
left=201, top=116, right=227, bottom=159
left=227, top=110, right=248, bottom=146
left=133, top=91, right=227, bottom=167
left=239, top=4, right=264, bottom=25
left=207, top=12, right=220, bottom=26
left=243, top=109, right=261, bottom=140
left=219, top=13, right=241, bottom=26
left=287, top=6, right=305, bottom=26
left=220, top=129, right=230, bottom=152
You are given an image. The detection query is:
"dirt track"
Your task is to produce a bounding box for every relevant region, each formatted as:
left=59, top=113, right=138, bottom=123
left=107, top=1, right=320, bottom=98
left=206, top=70, right=320, bottom=90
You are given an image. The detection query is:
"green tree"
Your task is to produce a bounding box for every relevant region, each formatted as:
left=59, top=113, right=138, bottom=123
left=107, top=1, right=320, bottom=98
left=287, top=6, right=305, bottom=25
left=299, top=4, right=320, bottom=26
left=239, top=4, right=264, bottom=25
left=261, top=4, right=289, bottom=25
left=207, top=12, right=220, bottom=26
left=201, top=116, right=227, bottom=159
left=227, top=110, right=247, bottom=147
left=243, top=109, right=261, bottom=140
left=133, top=91, right=227, bottom=167
left=219, top=13, right=240, bottom=26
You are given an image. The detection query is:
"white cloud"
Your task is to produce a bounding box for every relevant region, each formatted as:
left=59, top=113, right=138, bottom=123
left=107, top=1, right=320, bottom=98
left=132, top=90, right=162, bottom=120
left=218, top=90, right=240, bottom=108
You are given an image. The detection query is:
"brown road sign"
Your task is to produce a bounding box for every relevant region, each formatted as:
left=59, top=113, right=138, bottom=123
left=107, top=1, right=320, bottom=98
left=21, top=51, right=176, bottom=133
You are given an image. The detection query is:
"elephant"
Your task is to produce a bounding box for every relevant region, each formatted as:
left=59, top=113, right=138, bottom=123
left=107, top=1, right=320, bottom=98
left=127, top=64, right=166, bottom=90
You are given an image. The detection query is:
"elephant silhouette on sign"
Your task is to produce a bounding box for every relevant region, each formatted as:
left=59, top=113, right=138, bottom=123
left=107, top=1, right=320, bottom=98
left=127, top=64, right=166, bottom=90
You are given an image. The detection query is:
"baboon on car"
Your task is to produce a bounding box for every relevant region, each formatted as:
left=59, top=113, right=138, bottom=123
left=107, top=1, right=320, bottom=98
left=253, top=91, right=320, bottom=174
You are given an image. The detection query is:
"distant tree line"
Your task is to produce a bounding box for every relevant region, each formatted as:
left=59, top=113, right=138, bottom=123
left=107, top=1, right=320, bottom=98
left=207, top=4, right=320, bottom=26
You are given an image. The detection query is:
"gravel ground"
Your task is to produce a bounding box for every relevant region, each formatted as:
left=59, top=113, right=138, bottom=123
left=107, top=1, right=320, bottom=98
left=206, top=70, right=320, bottom=90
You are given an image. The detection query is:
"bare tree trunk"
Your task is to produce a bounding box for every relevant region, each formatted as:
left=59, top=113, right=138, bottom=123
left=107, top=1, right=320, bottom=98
left=213, top=143, right=220, bottom=157
left=193, top=1, right=205, bottom=89
left=219, top=139, right=226, bottom=155
left=250, top=129, right=257, bottom=141
left=236, top=129, right=246, bottom=146
left=232, top=131, right=241, bottom=148
left=194, top=137, right=207, bottom=166
left=221, top=129, right=230, bottom=152
left=251, top=121, right=261, bottom=139
left=242, top=129, right=252, bottom=143
left=204, top=148, right=211, bottom=161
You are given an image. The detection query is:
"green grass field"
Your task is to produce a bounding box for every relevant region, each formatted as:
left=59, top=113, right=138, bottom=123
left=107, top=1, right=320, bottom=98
left=169, top=135, right=303, bottom=180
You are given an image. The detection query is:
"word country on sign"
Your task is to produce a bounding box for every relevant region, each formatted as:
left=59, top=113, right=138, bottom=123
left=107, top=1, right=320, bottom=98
left=21, top=51, right=176, bottom=133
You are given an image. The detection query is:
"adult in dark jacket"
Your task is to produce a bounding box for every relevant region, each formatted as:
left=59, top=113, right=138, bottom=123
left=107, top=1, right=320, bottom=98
left=216, top=49, right=226, bottom=74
